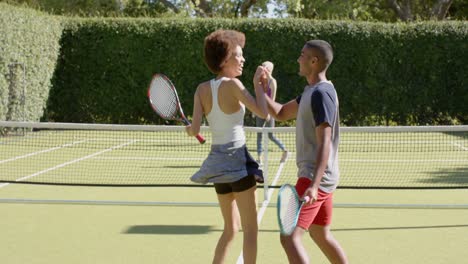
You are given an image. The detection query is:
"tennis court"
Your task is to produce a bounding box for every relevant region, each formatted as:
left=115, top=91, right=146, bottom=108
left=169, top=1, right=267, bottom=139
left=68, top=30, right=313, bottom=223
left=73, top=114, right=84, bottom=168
left=1, top=121, right=468, bottom=263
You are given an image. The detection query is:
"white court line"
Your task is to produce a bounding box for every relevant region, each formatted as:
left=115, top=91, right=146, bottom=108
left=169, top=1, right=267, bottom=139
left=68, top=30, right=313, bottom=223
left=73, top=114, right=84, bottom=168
left=0, top=140, right=136, bottom=189
left=96, top=156, right=286, bottom=161
left=341, top=159, right=467, bottom=163
left=236, top=161, right=287, bottom=264
left=1, top=199, right=468, bottom=209
left=0, top=140, right=87, bottom=164
left=96, top=157, right=205, bottom=161
left=257, top=156, right=466, bottom=163
left=343, top=140, right=444, bottom=144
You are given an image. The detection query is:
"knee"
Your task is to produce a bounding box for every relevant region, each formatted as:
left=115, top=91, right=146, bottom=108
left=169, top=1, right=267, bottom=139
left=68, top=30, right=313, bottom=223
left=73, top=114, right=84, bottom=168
left=280, top=235, right=295, bottom=249
left=223, top=225, right=240, bottom=241
left=310, top=228, right=331, bottom=243
left=242, top=223, right=258, bottom=238
left=222, top=230, right=237, bottom=242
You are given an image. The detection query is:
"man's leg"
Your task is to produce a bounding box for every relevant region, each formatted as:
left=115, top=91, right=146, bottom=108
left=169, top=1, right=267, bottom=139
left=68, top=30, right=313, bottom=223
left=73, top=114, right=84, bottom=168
left=309, top=225, right=348, bottom=264
left=280, top=227, right=309, bottom=264
left=279, top=177, right=318, bottom=264
left=308, top=190, right=348, bottom=264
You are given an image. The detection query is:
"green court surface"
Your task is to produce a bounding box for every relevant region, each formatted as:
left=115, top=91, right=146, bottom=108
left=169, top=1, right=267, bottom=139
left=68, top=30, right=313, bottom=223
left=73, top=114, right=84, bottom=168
left=1, top=185, right=468, bottom=264
left=1, top=124, right=467, bottom=263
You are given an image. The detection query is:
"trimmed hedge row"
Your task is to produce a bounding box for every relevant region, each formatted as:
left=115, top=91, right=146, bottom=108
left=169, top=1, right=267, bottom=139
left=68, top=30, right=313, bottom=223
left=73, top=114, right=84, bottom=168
left=46, top=18, right=467, bottom=126
left=0, top=3, right=62, bottom=121
left=1, top=4, right=465, bottom=126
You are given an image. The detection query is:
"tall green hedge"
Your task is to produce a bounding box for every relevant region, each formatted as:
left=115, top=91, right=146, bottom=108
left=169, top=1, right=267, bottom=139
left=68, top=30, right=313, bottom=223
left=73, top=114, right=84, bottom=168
left=44, top=18, right=467, bottom=125
left=0, top=3, right=62, bottom=121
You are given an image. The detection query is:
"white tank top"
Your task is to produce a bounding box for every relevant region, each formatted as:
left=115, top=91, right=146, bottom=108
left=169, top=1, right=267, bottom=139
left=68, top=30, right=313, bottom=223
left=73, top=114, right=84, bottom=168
left=206, top=77, right=245, bottom=145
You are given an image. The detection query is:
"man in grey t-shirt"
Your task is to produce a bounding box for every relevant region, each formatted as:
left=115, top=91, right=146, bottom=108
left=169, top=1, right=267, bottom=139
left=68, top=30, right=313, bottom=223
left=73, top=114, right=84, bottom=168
left=264, top=40, right=348, bottom=264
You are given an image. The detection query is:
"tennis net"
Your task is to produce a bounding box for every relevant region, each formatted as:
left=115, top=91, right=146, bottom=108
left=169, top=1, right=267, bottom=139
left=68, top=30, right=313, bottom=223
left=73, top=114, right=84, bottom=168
left=1, top=121, right=467, bottom=189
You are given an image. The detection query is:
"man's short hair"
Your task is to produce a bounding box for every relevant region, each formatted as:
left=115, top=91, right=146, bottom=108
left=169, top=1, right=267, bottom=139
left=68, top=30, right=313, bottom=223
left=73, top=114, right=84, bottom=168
left=204, top=29, right=245, bottom=74
left=305, top=40, right=333, bottom=70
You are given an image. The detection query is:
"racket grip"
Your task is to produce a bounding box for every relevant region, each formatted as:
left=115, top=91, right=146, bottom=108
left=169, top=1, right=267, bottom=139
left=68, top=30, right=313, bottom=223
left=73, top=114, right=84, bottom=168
left=195, top=134, right=206, bottom=144
left=182, top=118, right=205, bottom=144
left=302, top=196, right=310, bottom=203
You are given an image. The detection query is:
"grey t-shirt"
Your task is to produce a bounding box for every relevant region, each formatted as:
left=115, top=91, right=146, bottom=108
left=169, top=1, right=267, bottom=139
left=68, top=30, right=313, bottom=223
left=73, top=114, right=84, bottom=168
left=295, top=81, right=340, bottom=193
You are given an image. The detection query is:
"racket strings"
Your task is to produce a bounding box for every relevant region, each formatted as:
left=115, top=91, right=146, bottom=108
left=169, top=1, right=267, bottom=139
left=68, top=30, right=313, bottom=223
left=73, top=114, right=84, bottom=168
left=279, top=187, right=301, bottom=234
left=149, top=77, right=180, bottom=119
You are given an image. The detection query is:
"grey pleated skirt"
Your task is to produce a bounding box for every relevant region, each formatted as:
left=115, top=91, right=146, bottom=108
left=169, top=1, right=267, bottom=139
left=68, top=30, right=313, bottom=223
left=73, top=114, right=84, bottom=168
left=191, top=140, right=263, bottom=184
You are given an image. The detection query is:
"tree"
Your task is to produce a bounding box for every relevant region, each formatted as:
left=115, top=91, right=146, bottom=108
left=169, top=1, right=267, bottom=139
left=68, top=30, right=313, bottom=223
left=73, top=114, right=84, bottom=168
left=125, top=0, right=268, bottom=18
left=448, top=0, right=468, bottom=20
left=0, top=0, right=126, bottom=16
left=187, top=0, right=269, bottom=18
left=0, top=0, right=270, bottom=17
left=275, top=0, right=392, bottom=20
left=387, top=0, right=454, bottom=21
left=2, top=0, right=464, bottom=20
left=276, top=0, right=463, bottom=21
left=125, top=0, right=185, bottom=17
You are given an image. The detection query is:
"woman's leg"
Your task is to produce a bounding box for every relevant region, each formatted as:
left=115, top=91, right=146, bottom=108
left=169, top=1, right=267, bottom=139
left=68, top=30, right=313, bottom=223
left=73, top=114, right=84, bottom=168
left=265, top=119, right=286, bottom=151
left=234, top=185, right=258, bottom=264
left=265, top=119, right=288, bottom=162
left=268, top=132, right=286, bottom=151
left=213, top=193, right=240, bottom=264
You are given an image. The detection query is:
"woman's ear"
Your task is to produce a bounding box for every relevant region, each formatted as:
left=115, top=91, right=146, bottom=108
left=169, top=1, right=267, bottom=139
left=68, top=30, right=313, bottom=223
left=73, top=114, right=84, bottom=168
left=219, top=60, right=227, bottom=70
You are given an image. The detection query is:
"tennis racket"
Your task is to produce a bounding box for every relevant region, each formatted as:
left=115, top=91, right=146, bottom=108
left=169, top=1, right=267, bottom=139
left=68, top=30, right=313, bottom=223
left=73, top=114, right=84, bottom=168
left=277, top=184, right=310, bottom=235
left=147, top=73, right=205, bottom=144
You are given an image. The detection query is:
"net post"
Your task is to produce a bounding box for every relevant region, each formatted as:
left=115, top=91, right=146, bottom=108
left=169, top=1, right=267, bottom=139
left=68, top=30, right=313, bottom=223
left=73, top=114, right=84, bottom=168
left=262, top=127, right=269, bottom=201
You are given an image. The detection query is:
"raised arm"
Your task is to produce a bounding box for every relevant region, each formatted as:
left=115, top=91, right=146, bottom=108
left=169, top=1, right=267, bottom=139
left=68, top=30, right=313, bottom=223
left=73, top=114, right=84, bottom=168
left=265, top=94, right=298, bottom=122
left=269, top=78, right=278, bottom=101
left=232, top=68, right=268, bottom=119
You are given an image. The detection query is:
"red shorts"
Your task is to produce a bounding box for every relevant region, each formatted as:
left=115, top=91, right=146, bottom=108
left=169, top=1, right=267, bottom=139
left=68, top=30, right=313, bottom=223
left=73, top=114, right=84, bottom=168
left=295, top=177, right=334, bottom=229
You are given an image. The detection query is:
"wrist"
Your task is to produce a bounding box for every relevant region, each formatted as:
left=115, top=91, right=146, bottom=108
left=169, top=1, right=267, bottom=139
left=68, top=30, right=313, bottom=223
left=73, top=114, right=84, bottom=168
left=309, top=181, right=319, bottom=189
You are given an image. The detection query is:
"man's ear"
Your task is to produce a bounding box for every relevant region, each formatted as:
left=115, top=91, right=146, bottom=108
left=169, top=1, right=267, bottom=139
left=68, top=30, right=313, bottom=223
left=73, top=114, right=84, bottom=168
left=311, top=56, right=319, bottom=64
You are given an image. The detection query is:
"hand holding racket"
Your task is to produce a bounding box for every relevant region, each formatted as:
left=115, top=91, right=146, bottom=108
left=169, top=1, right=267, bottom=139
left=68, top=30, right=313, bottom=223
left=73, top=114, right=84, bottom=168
left=277, top=184, right=310, bottom=235
left=147, top=73, right=206, bottom=144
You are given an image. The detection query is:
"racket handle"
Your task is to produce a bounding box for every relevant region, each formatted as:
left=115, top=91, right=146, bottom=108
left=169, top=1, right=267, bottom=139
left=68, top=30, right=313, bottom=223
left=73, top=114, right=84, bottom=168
left=195, top=134, right=206, bottom=144
left=182, top=118, right=206, bottom=144
left=302, top=196, right=310, bottom=203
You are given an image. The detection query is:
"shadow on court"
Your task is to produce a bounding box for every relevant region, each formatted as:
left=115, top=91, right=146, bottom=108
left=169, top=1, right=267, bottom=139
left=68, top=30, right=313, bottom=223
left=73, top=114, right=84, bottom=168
left=140, top=165, right=201, bottom=169
left=124, top=225, right=216, bottom=234
left=422, top=166, right=468, bottom=187
left=163, top=165, right=201, bottom=169
left=124, top=224, right=468, bottom=235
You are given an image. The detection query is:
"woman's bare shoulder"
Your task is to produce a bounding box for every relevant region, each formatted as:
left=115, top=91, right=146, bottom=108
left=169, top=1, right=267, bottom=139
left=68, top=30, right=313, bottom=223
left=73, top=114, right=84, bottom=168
left=196, top=80, right=211, bottom=92
left=223, top=78, right=245, bottom=91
